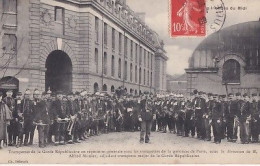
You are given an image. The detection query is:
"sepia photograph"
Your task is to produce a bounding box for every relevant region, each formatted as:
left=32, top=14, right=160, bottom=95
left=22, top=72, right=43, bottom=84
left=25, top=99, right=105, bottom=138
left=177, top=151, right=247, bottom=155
left=0, top=0, right=260, bottom=164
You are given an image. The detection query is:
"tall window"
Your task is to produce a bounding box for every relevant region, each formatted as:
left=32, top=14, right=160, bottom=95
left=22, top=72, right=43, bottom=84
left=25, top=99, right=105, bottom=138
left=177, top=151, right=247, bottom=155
left=104, top=23, right=108, bottom=46
left=148, top=53, right=150, bottom=68
left=55, top=7, right=64, bottom=23
left=119, top=33, right=122, bottom=54
left=139, top=47, right=142, bottom=65
left=2, top=34, right=17, bottom=63
left=151, top=72, right=153, bottom=86
left=147, top=70, right=149, bottom=86
left=124, top=37, right=128, bottom=58
left=55, top=7, right=65, bottom=35
left=144, top=69, right=146, bottom=85
left=118, top=58, right=121, bottom=78
left=139, top=68, right=142, bottom=84
left=130, top=41, right=133, bottom=60
left=135, top=43, right=138, bottom=63
left=124, top=61, right=127, bottom=80
left=95, top=48, right=99, bottom=73
left=130, top=63, right=133, bottom=82
left=222, top=59, right=240, bottom=84
left=135, top=66, right=138, bottom=83
left=111, top=55, right=115, bottom=77
left=3, top=0, right=17, bottom=27
left=103, top=52, right=107, bottom=75
left=112, top=28, right=115, bottom=50
left=95, top=17, right=99, bottom=42
left=144, top=50, right=146, bottom=67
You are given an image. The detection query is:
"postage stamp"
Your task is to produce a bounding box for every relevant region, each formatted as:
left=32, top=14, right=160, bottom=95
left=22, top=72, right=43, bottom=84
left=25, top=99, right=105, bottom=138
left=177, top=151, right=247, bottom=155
left=170, top=0, right=206, bottom=37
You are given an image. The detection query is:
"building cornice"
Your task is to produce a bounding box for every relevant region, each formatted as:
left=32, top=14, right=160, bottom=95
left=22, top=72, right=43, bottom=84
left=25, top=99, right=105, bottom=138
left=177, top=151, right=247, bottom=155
left=52, top=0, right=158, bottom=52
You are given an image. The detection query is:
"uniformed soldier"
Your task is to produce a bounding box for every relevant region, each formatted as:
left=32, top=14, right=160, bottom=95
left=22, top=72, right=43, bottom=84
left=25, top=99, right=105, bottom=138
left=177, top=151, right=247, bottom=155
left=184, top=99, right=195, bottom=137
left=33, top=91, right=51, bottom=148
left=192, top=90, right=206, bottom=140
left=139, top=96, right=156, bottom=143
left=67, top=92, right=79, bottom=143
left=239, top=94, right=251, bottom=144
left=53, top=92, right=70, bottom=146
left=204, top=93, right=213, bottom=141
left=250, top=93, right=260, bottom=143
left=4, top=90, right=15, bottom=146
left=22, top=89, right=35, bottom=146
left=14, top=92, right=24, bottom=148
left=210, top=94, right=223, bottom=144
left=226, top=93, right=237, bottom=142
left=219, top=95, right=228, bottom=139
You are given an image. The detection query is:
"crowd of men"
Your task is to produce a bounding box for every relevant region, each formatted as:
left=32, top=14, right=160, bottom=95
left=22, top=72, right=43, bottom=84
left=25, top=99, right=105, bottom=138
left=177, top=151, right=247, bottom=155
left=0, top=88, right=259, bottom=149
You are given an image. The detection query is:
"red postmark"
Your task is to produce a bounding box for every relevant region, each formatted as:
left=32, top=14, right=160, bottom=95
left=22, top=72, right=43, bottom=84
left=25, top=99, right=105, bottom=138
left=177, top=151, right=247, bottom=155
left=170, top=0, right=206, bottom=37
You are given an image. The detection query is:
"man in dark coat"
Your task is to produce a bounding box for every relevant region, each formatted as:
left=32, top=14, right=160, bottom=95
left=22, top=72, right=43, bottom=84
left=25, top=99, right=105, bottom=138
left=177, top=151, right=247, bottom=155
left=53, top=91, right=70, bottom=145
left=22, top=89, right=35, bottom=146
left=14, top=92, right=24, bottom=148
left=3, top=90, right=16, bottom=146
left=210, top=94, right=223, bottom=144
left=139, top=96, right=156, bottom=143
left=239, top=94, right=251, bottom=144
left=33, top=91, right=51, bottom=148
left=250, top=93, right=260, bottom=143
left=226, top=93, right=237, bottom=142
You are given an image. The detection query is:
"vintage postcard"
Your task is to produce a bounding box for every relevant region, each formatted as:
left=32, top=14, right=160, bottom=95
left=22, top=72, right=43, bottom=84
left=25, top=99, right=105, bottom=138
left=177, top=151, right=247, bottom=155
left=0, top=0, right=260, bottom=164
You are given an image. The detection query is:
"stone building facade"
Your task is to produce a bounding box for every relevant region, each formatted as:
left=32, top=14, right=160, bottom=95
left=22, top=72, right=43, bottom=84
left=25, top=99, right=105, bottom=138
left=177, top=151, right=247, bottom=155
left=185, top=21, right=260, bottom=95
left=0, top=0, right=168, bottom=95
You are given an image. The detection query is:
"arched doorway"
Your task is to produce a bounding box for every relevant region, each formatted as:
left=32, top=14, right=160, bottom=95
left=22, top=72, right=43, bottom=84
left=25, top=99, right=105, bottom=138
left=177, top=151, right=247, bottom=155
left=94, top=83, right=99, bottom=93
left=222, top=59, right=240, bottom=84
left=103, top=84, right=107, bottom=92
left=111, top=86, right=115, bottom=93
left=45, top=50, right=72, bottom=93
left=0, top=76, right=19, bottom=97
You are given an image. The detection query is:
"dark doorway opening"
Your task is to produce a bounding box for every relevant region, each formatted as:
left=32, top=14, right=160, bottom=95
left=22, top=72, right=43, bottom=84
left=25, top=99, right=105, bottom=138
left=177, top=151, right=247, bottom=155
left=45, top=50, right=72, bottom=93
left=0, top=76, right=19, bottom=97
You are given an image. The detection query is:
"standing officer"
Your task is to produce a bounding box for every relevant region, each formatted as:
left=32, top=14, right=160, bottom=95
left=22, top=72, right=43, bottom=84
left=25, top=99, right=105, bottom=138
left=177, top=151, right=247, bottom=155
left=192, top=90, right=206, bottom=140
left=226, top=93, right=237, bottom=142
left=22, top=89, right=35, bottom=146
left=53, top=91, right=69, bottom=146
left=204, top=93, right=213, bottom=141
left=4, top=90, right=15, bottom=146
left=139, top=96, right=156, bottom=143
left=239, top=94, right=251, bottom=144
left=14, top=92, right=24, bottom=148
left=33, top=91, right=50, bottom=148
left=251, top=93, right=260, bottom=143
left=210, top=94, right=223, bottom=144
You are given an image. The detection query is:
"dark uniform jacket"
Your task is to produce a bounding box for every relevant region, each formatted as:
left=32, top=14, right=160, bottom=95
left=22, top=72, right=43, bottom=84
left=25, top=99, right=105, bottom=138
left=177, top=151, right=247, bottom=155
left=21, top=99, right=34, bottom=120
left=226, top=100, right=237, bottom=118
left=240, top=101, right=251, bottom=122
left=210, top=101, right=222, bottom=120
left=139, top=99, right=154, bottom=121
left=250, top=100, right=260, bottom=120
left=52, top=100, right=69, bottom=119
left=33, top=100, right=51, bottom=124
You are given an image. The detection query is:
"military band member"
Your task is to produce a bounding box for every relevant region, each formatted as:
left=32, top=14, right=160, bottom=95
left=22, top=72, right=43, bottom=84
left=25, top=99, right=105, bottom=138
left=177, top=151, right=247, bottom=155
left=33, top=91, right=50, bottom=148
left=4, top=90, right=15, bottom=146
left=192, top=90, right=206, bottom=139
left=53, top=92, right=69, bottom=146
left=204, top=93, right=213, bottom=141
left=22, top=89, right=35, bottom=146
left=239, top=94, right=251, bottom=144
left=226, top=93, right=237, bottom=142
left=250, top=93, right=260, bottom=143
left=139, top=96, right=156, bottom=143
left=184, top=99, right=195, bottom=137
left=0, top=91, right=12, bottom=149
left=210, top=94, right=223, bottom=144
left=14, top=92, right=24, bottom=148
